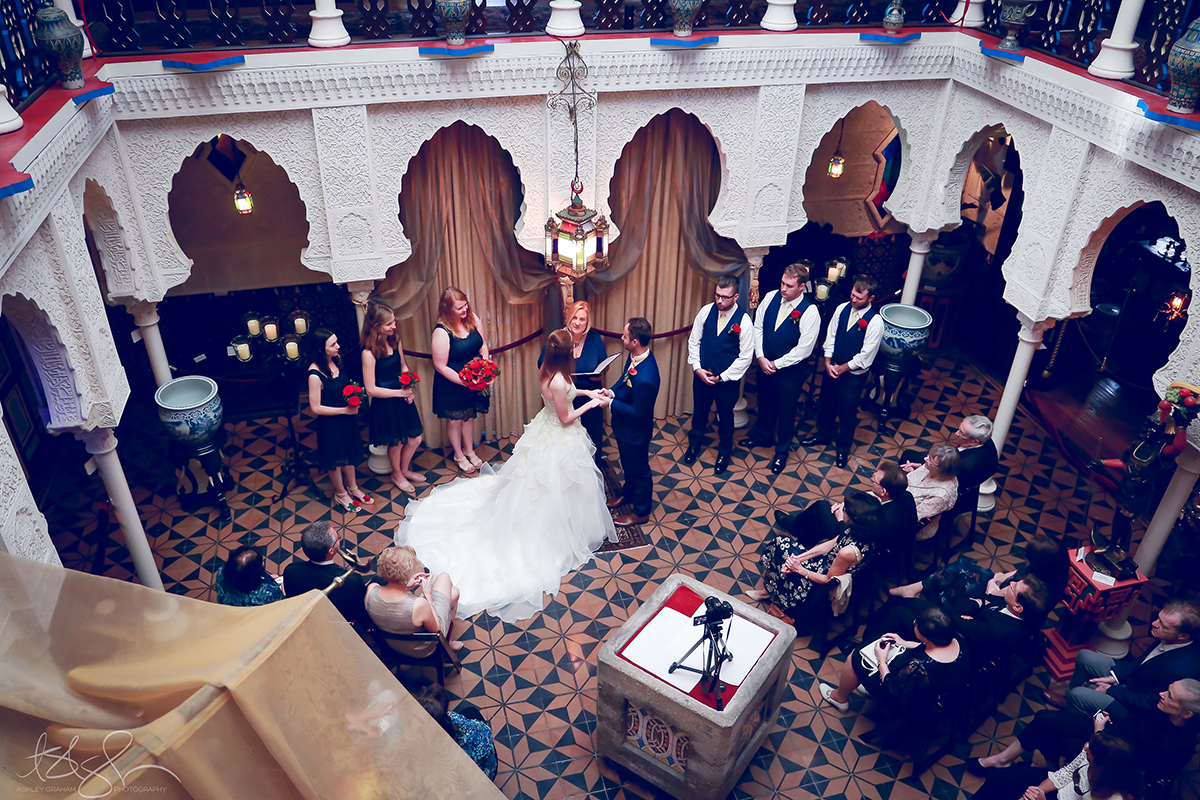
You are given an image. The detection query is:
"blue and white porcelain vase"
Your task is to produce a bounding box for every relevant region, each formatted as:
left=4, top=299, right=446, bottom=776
left=436, top=0, right=472, bottom=46
left=883, top=0, right=905, bottom=32
left=879, top=304, right=934, bottom=360
left=34, top=0, right=85, bottom=90
left=1167, top=16, right=1200, bottom=114
left=155, top=376, right=224, bottom=447
left=668, top=0, right=704, bottom=37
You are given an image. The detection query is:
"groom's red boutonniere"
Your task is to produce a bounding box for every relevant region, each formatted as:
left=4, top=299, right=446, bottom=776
left=730, top=324, right=741, bottom=335
left=858, top=317, right=869, bottom=330
left=628, top=367, right=638, bottom=378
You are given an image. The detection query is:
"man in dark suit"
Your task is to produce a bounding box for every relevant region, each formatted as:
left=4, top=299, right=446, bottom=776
left=954, top=574, right=1049, bottom=651
left=870, top=461, right=918, bottom=555
left=1046, top=600, right=1200, bottom=714
left=282, top=520, right=367, bottom=624
left=607, top=317, right=661, bottom=528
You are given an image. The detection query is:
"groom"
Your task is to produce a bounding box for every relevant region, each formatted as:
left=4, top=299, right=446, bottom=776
left=607, top=318, right=660, bottom=528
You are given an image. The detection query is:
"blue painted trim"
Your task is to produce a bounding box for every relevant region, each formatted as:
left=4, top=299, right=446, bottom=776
left=161, top=55, right=247, bottom=71
left=979, top=42, right=1025, bottom=62
left=0, top=174, right=33, bottom=200
left=1137, top=100, right=1200, bottom=132
left=650, top=35, right=719, bottom=48
left=859, top=31, right=921, bottom=44
left=71, top=83, right=116, bottom=106
left=418, top=43, right=495, bottom=57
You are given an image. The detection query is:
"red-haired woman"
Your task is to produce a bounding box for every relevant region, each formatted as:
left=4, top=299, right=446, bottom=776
left=396, top=329, right=616, bottom=623
left=431, top=287, right=490, bottom=474
left=362, top=301, right=425, bottom=494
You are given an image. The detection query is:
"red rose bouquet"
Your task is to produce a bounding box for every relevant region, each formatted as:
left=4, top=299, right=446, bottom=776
left=343, top=382, right=366, bottom=407
left=398, top=370, right=420, bottom=387
left=459, top=357, right=501, bottom=396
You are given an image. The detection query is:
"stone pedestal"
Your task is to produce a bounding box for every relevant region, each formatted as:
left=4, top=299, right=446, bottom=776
left=596, top=574, right=795, bottom=800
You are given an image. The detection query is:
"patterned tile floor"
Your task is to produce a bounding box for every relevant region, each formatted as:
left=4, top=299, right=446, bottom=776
left=45, top=351, right=1187, bottom=800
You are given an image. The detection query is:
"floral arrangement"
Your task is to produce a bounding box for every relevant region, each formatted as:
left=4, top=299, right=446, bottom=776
left=459, top=357, right=501, bottom=395
left=343, top=382, right=366, bottom=407
left=398, top=370, right=420, bottom=387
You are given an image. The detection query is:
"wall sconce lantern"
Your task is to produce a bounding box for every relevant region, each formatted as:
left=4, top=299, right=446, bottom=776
left=1160, top=291, right=1190, bottom=323
left=233, top=178, right=254, bottom=215
left=828, top=119, right=847, bottom=179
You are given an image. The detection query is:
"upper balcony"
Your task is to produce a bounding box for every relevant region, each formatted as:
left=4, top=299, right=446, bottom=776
left=1, top=0, right=1196, bottom=118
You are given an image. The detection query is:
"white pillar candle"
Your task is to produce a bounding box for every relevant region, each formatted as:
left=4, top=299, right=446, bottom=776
left=247, top=319, right=261, bottom=336
left=285, top=341, right=300, bottom=360
left=264, top=323, right=278, bottom=341
left=236, top=343, right=251, bottom=361
left=294, top=317, right=307, bottom=335
left=815, top=284, right=829, bottom=300
left=827, top=266, right=840, bottom=282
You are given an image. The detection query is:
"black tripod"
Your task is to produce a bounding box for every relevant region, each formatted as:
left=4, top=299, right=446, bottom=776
left=668, top=596, right=735, bottom=710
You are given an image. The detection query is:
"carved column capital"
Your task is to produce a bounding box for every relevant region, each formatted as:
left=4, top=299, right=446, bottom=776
left=346, top=280, right=375, bottom=308
left=121, top=299, right=160, bottom=327
left=907, top=229, right=939, bottom=253
left=741, top=247, right=770, bottom=267
left=76, top=428, right=118, bottom=455
left=1017, top=314, right=1056, bottom=344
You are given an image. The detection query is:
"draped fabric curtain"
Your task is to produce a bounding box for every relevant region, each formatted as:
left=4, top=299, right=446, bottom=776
left=374, top=123, right=547, bottom=449
left=589, top=109, right=746, bottom=419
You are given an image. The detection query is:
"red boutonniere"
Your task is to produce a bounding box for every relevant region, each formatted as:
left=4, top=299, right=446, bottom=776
left=730, top=324, right=741, bottom=335
left=790, top=309, right=801, bottom=325
left=628, top=367, right=638, bottom=377
left=858, top=317, right=869, bottom=330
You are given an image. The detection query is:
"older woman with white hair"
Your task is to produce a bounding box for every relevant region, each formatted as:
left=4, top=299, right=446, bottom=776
left=365, top=545, right=463, bottom=656
left=904, top=442, right=959, bottom=539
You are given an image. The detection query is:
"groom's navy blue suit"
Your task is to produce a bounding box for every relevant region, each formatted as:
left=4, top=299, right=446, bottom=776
left=611, top=352, right=660, bottom=518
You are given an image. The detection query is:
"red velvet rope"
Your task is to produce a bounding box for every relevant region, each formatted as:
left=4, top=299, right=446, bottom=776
left=593, top=325, right=693, bottom=340
left=402, top=327, right=545, bottom=360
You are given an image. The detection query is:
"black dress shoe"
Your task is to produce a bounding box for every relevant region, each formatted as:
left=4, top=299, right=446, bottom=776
left=683, top=443, right=701, bottom=465
left=713, top=454, right=730, bottom=475
left=800, top=435, right=828, bottom=447
left=965, top=758, right=995, bottom=777
left=835, top=450, right=849, bottom=469
left=773, top=510, right=795, bottom=531
left=769, top=455, right=787, bottom=474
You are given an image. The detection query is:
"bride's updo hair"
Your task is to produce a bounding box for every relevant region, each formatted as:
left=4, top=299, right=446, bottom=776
left=540, top=329, right=575, bottom=386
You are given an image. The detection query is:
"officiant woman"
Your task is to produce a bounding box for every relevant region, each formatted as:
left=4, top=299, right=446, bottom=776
left=540, top=300, right=608, bottom=467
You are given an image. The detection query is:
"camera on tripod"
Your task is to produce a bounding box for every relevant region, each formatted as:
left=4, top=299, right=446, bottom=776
left=693, top=596, right=733, bottom=627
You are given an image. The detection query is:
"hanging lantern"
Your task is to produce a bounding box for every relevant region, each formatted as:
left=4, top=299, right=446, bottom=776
left=1160, top=291, right=1190, bottom=323
left=233, top=178, right=254, bottom=215
left=828, top=118, right=847, bottom=179
left=545, top=178, right=609, bottom=279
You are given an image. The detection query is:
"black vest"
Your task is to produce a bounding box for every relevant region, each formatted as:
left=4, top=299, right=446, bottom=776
left=761, top=292, right=813, bottom=362
left=831, top=303, right=877, bottom=366
left=698, top=305, right=743, bottom=376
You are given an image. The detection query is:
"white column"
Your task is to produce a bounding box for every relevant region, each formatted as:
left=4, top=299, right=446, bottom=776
left=1087, top=0, right=1145, bottom=79
left=900, top=230, right=938, bottom=306
left=737, top=248, right=769, bottom=429
left=0, top=85, right=23, bottom=134
left=77, top=430, right=164, bottom=591
left=308, top=0, right=350, bottom=47
left=126, top=301, right=172, bottom=387
left=992, top=317, right=1054, bottom=456
left=947, top=0, right=985, bottom=27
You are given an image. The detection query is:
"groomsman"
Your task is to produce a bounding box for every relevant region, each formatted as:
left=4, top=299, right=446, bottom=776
left=802, top=275, right=884, bottom=468
left=607, top=318, right=661, bottom=528
left=740, top=262, right=822, bottom=475
left=684, top=275, right=754, bottom=475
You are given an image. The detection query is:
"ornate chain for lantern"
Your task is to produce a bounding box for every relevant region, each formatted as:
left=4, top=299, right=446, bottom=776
left=548, top=41, right=597, bottom=191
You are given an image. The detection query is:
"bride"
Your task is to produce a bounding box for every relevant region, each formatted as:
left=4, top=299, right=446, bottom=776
left=395, top=329, right=618, bottom=623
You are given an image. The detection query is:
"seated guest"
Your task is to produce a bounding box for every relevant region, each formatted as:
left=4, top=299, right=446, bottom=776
left=414, top=683, right=498, bottom=780
left=282, top=520, right=367, bottom=624
left=1047, top=599, right=1200, bottom=714
left=969, top=679, right=1200, bottom=782
left=889, top=532, right=1066, bottom=616
left=949, top=414, right=999, bottom=508
left=954, top=573, right=1049, bottom=652
left=366, top=545, right=463, bottom=656
left=216, top=546, right=284, bottom=607
left=744, top=491, right=880, bottom=623
left=820, top=606, right=969, bottom=715
left=970, top=732, right=1143, bottom=800
left=774, top=461, right=915, bottom=553
left=904, top=443, right=959, bottom=539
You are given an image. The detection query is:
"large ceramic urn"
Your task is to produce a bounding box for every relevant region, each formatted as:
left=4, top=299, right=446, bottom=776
left=34, top=0, right=85, bottom=89
left=436, top=0, right=472, bottom=45
left=668, top=0, right=704, bottom=37
left=154, top=376, right=224, bottom=447
left=879, top=303, right=934, bottom=360
left=1167, top=16, right=1200, bottom=114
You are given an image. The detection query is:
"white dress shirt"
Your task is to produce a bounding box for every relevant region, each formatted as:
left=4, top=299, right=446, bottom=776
left=821, top=301, right=885, bottom=374
left=753, top=289, right=822, bottom=370
left=687, top=302, right=755, bottom=383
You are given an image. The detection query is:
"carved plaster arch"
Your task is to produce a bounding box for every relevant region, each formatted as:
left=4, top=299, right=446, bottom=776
left=115, top=112, right=324, bottom=298
left=1067, top=201, right=1149, bottom=318
left=368, top=96, right=549, bottom=266
left=0, top=293, right=84, bottom=430
left=82, top=179, right=137, bottom=301
left=939, top=124, right=1010, bottom=233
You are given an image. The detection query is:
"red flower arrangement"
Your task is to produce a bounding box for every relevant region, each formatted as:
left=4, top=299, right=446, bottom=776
left=730, top=324, right=742, bottom=335
left=398, top=370, right=420, bottom=387
left=343, top=382, right=366, bottom=407
left=459, top=357, right=501, bottom=396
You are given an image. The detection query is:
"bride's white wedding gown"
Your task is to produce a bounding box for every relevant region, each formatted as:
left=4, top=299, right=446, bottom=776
left=395, top=383, right=618, bottom=622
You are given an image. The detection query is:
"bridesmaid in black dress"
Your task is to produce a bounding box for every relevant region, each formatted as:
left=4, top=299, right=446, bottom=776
left=431, top=287, right=491, bottom=474
left=538, top=300, right=612, bottom=468
left=362, top=301, right=425, bottom=494
left=305, top=328, right=369, bottom=512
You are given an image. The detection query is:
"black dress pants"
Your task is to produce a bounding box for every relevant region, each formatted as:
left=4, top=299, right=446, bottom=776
left=751, top=364, right=806, bottom=456
left=689, top=375, right=739, bottom=455
left=778, top=500, right=842, bottom=548
left=1017, top=710, right=1092, bottom=765
left=616, top=437, right=653, bottom=517
left=815, top=371, right=869, bottom=449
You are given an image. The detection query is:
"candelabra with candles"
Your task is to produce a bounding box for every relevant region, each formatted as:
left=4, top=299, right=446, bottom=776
left=231, top=310, right=320, bottom=502
left=804, top=258, right=849, bottom=407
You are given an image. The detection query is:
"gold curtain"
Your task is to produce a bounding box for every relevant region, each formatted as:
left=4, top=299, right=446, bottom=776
left=589, top=109, right=745, bottom=419
left=374, top=123, right=547, bottom=449
left=0, top=553, right=503, bottom=800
